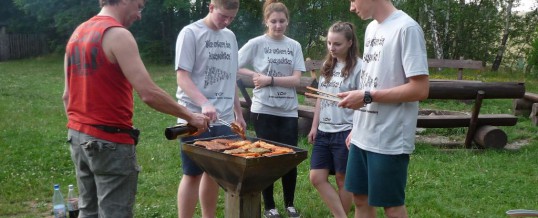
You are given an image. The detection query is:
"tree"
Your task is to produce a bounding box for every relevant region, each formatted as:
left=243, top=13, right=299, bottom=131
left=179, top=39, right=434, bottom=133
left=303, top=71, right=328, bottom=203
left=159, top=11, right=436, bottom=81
left=492, top=0, right=516, bottom=71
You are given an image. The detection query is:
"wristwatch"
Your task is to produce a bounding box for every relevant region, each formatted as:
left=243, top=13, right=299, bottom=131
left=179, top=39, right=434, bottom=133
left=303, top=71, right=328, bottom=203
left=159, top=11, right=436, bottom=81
left=363, top=90, right=373, bottom=105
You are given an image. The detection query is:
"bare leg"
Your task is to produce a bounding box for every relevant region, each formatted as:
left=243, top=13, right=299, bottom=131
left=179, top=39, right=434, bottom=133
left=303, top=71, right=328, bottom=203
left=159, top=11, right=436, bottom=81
left=384, top=205, right=408, bottom=218
left=177, top=174, right=202, bottom=218
left=353, top=194, right=376, bottom=218
left=310, top=169, right=347, bottom=218
left=200, top=173, right=219, bottom=218
left=334, top=172, right=352, bottom=214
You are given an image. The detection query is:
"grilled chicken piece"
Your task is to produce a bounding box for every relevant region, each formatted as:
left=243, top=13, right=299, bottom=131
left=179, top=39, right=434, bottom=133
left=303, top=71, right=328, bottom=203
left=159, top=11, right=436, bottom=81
left=231, top=122, right=246, bottom=139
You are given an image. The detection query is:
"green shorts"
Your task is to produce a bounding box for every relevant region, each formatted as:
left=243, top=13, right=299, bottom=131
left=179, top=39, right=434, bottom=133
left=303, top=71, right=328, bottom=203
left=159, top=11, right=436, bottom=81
left=344, top=144, right=409, bottom=207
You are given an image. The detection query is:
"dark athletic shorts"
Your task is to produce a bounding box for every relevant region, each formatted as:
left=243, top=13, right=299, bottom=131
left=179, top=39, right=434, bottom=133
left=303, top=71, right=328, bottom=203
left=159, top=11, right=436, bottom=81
left=310, top=130, right=351, bottom=175
left=344, top=144, right=409, bottom=207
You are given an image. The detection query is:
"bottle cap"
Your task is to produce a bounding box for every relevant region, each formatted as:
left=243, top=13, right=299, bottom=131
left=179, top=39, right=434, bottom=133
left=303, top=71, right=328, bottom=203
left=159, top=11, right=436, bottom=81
left=54, top=184, right=60, bottom=189
left=68, top=184, right=74, bottom=189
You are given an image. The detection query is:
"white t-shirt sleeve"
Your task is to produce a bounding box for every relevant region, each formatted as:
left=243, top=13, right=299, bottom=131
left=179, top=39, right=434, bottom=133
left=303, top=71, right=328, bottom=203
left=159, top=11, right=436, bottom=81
left=175, top=28, right=196, bottom=73
left=401, top=25, right=428, bottom=77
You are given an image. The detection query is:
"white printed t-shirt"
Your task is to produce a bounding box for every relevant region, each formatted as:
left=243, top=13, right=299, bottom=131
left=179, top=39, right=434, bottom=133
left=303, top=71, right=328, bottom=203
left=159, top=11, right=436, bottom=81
left=318, top=59, right=362, bottom=133
left=350, top=10, right=429, bottom=155
left=174, top=19, right=238, bottom=124
left=238, top=35, right=306, bottom=117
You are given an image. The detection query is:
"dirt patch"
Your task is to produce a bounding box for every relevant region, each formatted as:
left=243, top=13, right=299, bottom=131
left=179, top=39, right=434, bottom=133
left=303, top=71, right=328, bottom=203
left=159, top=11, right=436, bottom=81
left=504, top=139, right=531, bottom=150
left=416, top=134, right=530, bottom=150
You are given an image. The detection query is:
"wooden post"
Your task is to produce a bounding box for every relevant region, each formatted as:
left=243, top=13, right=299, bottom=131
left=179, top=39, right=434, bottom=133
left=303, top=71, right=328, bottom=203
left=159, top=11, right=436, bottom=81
left=457, top=56, right=464, bottom=80
left=465, top=90, right=485, bottom=148
left=530, top=103, right=538, bottom=126
left=225, top=192, right=261, bottom=218
left=512, top=98, right=533, bottom=116
left=236, top=79, right=252, bottom=107
left=473, top=125, right=508, bottom=149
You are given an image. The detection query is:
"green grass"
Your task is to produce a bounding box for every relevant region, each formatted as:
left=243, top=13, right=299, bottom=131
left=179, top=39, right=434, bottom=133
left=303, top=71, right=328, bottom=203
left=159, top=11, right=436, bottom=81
left=0, top=56, right=537, bottom=217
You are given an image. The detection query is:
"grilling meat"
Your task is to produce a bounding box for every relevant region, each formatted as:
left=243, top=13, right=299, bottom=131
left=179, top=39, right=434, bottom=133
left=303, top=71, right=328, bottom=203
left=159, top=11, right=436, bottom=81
left=193, top=140, right=229, bottom=151
left=192, top=139, right=294, bottom=158
left=230, top=122, right=246, bottom=139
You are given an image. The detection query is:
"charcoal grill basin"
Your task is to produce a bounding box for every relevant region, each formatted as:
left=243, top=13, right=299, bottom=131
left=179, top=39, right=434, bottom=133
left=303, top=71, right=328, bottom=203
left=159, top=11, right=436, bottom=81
left=182, top=135, right=307, bottom=218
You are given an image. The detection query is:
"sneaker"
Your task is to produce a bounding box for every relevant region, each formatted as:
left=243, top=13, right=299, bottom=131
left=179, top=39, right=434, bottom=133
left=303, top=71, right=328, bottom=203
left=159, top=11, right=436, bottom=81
left=264, top=208, right=281, bottom=218
left=286, top=207, right=301, bottom=218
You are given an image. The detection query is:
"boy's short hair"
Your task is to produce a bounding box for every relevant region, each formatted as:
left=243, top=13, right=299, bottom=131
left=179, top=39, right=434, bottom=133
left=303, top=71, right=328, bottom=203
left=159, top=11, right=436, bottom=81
left=212, top=0, right=239, bottom=10
left=100, top=0, right=146, bottom=7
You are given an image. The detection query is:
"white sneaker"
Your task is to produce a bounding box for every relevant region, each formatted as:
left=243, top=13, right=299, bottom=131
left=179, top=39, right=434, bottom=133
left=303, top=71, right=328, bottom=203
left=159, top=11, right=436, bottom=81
left=286, top=206, right=301, bottom=218
left=264, top=208, right=281, bottom=218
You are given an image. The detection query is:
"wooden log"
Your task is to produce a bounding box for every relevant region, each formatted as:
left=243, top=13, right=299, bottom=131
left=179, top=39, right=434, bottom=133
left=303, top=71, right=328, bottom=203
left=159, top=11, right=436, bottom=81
left=523, top=92, right=538, bottom=102
left=297, top=104, right=315, bottom=119
left=428, top=81, right=525, bottom=99
left=416, top=114, right=518, bottom=128
left=305, top=59, right=324, bottom=72
left=531, top=103, right=538, bottom=126
left=512, top=98, right=532, bottom=116
left=473, top=125, right=507, bottom=149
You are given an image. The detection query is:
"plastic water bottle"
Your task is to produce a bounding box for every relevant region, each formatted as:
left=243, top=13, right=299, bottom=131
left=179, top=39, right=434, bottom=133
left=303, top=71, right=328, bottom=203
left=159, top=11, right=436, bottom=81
left=52, top=184, right=67, bottom=218
left=67, top=184, right=79, bottom=218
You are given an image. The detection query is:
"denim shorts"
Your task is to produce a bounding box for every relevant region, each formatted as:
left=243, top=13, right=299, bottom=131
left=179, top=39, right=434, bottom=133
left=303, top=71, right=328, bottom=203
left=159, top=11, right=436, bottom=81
left=179, top=125, right=234, bottom=176
left=310, top=130, right=351, bottom=175
left=68, top=129, right=140, bottom=218
left=344, top=144, right=409, bottom=207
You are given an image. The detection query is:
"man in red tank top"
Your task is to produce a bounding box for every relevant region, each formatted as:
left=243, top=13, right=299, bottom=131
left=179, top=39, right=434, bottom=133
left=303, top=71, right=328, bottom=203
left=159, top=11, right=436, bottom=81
left=63, top=0, right=209, bottom=217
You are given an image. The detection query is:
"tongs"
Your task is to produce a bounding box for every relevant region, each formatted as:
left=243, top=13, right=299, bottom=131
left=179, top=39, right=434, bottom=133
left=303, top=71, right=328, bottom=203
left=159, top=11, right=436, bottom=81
left=305, top=86, right=342, bottom=102
left=217, top=118, right=233, bottom=128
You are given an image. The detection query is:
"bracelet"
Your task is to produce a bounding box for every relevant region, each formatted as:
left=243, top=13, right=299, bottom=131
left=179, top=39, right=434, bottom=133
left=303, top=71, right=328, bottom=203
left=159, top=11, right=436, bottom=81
left=270, top=76, right=274, bottom=86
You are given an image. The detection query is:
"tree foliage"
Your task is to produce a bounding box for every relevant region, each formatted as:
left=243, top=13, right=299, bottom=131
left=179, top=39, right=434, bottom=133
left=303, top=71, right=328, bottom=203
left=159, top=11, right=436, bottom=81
left=3, top=0, right=537, bottom=70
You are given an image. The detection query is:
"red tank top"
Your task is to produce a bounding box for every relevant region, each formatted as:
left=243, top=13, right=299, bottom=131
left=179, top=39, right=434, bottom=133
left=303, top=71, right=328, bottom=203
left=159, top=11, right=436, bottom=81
left=65, top=16, right=134, bottom=144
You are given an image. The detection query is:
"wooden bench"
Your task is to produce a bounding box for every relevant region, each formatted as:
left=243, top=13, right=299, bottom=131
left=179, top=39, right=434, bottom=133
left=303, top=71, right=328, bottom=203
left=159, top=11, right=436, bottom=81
left=237, top=58, right=524, bottom=149
left=428, top=57, right=483, bottom=80
left=419, top=80, right=524, bottom=148
left=512, top=92, right=538, bottom=126
left=305, top=58, right=484, bottom=80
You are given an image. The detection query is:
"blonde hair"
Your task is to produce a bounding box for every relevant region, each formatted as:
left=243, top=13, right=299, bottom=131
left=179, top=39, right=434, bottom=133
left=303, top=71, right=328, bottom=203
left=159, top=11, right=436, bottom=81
left=321, top=21, right=361, bottom=82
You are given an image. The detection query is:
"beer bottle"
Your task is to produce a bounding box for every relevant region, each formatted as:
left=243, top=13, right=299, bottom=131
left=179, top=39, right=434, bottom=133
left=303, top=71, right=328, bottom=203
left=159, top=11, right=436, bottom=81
left=165, top=124, right=198, bottom=140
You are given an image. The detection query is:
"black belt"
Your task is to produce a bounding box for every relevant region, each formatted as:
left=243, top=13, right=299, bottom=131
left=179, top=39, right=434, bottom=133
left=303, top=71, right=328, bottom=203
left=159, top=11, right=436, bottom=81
left=92, top=125, right=140, bottom=145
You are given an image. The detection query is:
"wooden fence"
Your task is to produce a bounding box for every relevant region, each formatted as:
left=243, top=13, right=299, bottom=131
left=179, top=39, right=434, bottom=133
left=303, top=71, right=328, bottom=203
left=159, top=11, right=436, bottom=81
left=0, top=32, right=47, bottom=61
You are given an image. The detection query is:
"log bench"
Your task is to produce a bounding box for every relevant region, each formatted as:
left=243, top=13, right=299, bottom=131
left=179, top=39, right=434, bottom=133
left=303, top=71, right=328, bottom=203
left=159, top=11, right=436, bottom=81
left=420, top=80, right=524, bottom=148
left=237, top=58, right=524, bottom=149
left=512, top=92, right=538, bottom=126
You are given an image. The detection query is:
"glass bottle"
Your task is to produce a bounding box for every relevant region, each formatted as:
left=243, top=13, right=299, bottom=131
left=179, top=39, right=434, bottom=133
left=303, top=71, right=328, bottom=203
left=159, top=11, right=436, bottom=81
left=164, top=124, right=198, bottom=140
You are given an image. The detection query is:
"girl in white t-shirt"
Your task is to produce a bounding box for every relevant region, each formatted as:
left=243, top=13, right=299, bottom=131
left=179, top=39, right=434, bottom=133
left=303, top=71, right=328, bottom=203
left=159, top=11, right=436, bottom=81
left=307, top=21, right=362, bottom=218
left=238, top=1, right=305, bottom=217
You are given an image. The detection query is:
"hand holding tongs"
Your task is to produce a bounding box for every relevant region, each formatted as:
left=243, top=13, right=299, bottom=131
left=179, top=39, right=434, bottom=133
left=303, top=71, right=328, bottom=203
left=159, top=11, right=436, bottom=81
left=217, top=118, right=247, bottom=139
left=305, top=86, right=342, bottom=102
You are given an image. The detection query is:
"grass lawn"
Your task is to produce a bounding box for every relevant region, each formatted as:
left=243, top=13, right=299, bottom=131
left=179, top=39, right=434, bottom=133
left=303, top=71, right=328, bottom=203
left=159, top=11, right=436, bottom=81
left=0, top=55, right=537, bottom=217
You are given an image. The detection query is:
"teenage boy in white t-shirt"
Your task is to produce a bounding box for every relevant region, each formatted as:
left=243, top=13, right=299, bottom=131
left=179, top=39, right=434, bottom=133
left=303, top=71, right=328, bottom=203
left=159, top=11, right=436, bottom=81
left=174, top=0, right=245, bottom=217
left=338, top=0, right=430, bottom=217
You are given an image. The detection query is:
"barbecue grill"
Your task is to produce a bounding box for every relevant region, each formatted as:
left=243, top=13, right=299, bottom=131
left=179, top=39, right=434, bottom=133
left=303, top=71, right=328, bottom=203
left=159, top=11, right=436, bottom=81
left=182, top=135, right=308, bottom=218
